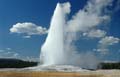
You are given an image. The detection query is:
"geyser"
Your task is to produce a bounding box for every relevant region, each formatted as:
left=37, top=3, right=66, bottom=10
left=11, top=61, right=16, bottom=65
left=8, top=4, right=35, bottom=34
left=40, top=3, right=67, bottom=65
left=40, top=2, right=99, bottom=69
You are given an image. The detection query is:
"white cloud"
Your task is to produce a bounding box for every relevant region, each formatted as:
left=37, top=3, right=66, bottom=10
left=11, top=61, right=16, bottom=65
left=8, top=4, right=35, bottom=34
left=83, top=29, right=106, bottom=38
left=0, top=48, right=19, bottom=59
left=93, top=48, right=109, bottom=54
left=97, top=36, right=120, bottom=54
left=23, top=35, right=31, bottom=38
left=0, top=48, right=12, bottom=52
left=6, top=48, right=12, bottom=50
left=10, top=22, right=48, bottom=37
left=0, top=50, right=4, bottom=52
left=4, top=51, right=19, bottom=57
left=24, top=56, right=39, bottom=62
left=99, top=36, right=120, bottom=45
left=13, top=53, right=19, bottom=57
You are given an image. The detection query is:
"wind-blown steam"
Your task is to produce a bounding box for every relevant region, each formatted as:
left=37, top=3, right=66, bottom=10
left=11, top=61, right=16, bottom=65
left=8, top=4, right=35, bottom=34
left=40, top=0, right=113, bottom=69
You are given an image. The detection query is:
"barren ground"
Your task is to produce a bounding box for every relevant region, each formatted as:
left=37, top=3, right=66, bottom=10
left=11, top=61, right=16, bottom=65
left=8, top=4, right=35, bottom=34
left=0, top=70, right=119, bottom=77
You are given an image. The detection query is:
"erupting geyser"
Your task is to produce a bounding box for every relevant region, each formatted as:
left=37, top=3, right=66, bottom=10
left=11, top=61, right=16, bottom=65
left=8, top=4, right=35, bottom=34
left=40, top=3, right=67, bottom=65
left=40, top=2, right=99, bottom=69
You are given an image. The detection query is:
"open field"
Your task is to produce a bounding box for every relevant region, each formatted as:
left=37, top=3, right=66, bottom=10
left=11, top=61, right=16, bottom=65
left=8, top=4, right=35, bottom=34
left=0, top=71, right=103, bottom=77
left=0, top=70, right=119, bottom=77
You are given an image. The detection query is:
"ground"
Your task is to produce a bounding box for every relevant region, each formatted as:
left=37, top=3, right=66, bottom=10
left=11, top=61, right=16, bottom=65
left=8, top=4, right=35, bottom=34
left=0, top=69, right=119, bottom=77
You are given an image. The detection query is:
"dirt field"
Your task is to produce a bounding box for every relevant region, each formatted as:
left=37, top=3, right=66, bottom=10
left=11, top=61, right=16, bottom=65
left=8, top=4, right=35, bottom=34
left=0, top=70, right=119, bottom=77
left=0, top=71, right=103, bottom=77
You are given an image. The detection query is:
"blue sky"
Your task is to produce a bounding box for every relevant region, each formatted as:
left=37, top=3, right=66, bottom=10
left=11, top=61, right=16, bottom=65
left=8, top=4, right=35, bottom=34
left=0, top=0, right=120, bottom=61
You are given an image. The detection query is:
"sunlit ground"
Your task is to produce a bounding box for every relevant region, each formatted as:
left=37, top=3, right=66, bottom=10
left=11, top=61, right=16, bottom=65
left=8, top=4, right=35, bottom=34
left=0, top=70, right=119, bottom=77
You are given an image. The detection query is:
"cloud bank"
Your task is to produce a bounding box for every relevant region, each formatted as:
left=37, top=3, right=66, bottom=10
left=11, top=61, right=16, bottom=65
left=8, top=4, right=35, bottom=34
left=0, top=48, right=19, bottom=59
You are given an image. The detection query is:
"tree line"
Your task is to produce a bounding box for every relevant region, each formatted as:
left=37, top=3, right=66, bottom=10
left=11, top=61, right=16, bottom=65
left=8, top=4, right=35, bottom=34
left=0, top=58, right=120, bottom=69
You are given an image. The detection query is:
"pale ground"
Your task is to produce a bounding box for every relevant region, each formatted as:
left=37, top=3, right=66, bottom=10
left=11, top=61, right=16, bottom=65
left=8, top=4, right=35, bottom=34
left=0, top=69, right=119, bottom=77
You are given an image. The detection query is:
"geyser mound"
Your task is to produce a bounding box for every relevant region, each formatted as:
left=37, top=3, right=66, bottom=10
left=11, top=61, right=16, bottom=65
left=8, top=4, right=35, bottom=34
left=25, top=65, right=87, bottom=72
left=40, top=2, right=99, bottom=70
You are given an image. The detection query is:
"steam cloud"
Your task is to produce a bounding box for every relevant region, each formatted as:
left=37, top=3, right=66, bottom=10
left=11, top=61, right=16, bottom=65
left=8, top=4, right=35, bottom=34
left=40, top=0, right=116, bottom=69
left=40, top=0, right=120, bottom=69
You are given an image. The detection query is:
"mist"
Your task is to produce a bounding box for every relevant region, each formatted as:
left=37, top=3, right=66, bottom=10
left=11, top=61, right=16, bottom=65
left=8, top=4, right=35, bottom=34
left=40, top=0, right=113, bottom=69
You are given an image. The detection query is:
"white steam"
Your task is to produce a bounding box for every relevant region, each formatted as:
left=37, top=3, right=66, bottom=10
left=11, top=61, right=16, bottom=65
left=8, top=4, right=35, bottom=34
left=40, top=3, right=70, bottom=65
left=40, top=0, right=114, bottom=69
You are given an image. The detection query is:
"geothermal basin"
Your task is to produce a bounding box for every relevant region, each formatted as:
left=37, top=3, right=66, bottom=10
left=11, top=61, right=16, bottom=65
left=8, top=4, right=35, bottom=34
left=0, top=1, right=120, bottom=77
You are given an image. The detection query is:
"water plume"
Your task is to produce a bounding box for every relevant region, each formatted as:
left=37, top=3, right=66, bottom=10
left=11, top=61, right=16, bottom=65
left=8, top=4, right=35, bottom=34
left=40, top=0, right=113, bottom=69
left=40, top=2, right=70, bottom=65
